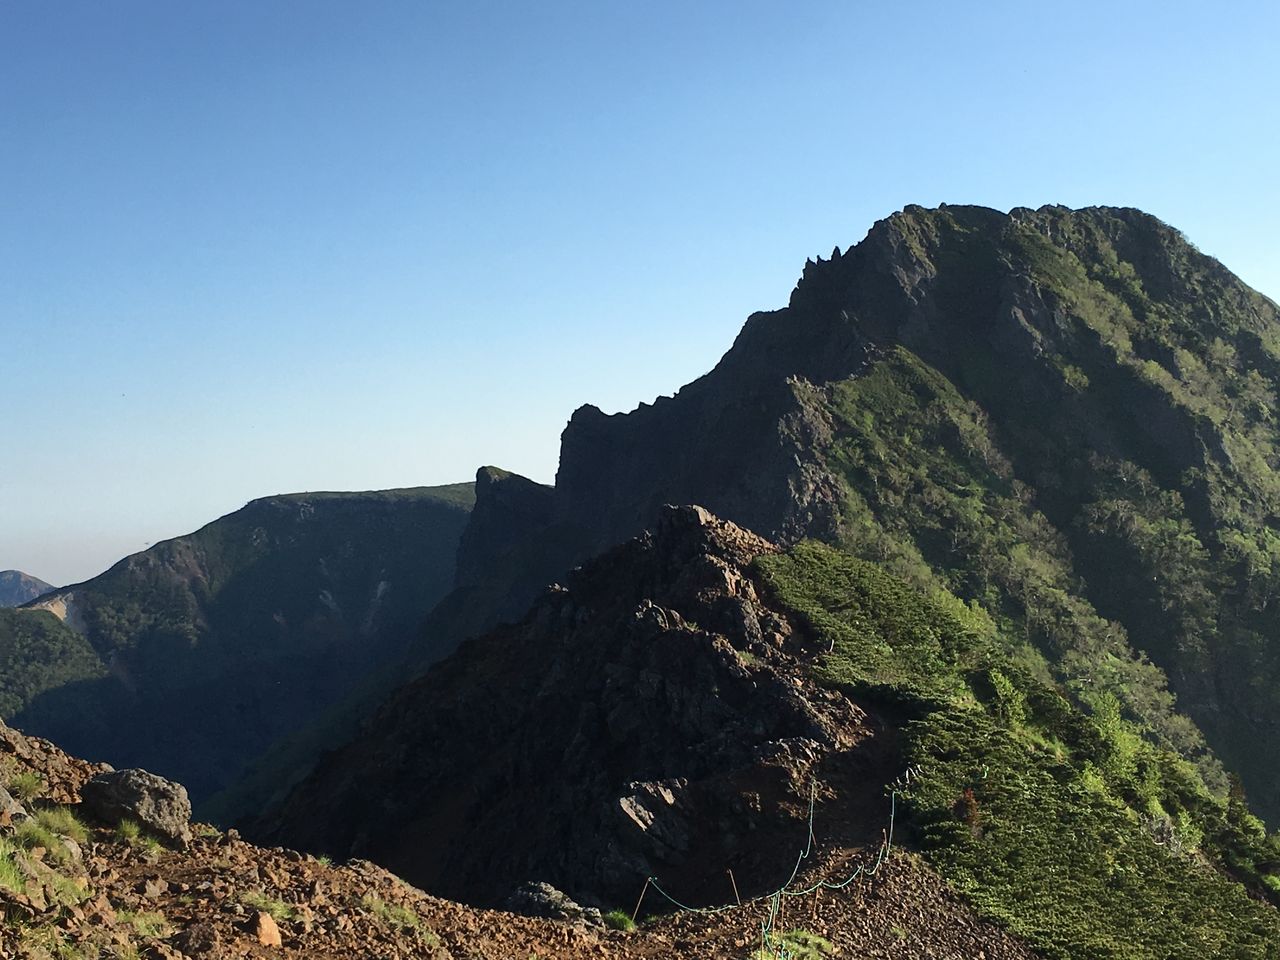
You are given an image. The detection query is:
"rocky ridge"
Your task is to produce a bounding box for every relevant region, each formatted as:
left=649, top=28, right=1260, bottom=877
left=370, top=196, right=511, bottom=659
left=259, top=506, right=946, bottom=919
left=0, top=713, right=1037, bottom=958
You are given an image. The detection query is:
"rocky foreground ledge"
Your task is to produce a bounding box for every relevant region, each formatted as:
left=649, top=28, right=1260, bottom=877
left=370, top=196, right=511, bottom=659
left=0, top=511, right=1038, bottom=959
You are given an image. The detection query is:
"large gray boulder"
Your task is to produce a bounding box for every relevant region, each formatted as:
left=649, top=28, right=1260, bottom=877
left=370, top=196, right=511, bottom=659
left=80, top=769, right=192, bottom=849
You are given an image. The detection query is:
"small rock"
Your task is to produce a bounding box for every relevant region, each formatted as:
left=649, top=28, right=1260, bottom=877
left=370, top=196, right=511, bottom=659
left=137, top=876, right=169, bottom=899
left=173, top=922, right=223, bottom=956
left=254, top=910, right=283, bottom=947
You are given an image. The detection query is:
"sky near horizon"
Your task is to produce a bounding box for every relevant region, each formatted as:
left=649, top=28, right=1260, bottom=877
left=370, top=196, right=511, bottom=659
left=2, top=1, right=1278, bottom=585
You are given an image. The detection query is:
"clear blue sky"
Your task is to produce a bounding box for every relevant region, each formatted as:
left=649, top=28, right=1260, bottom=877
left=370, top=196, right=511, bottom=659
left=2, top=1, right=1277, bottom=586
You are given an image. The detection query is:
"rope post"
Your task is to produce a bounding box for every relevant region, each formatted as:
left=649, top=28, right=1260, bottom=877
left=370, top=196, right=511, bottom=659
left=630, top=877, right=652, bottom=926
left=727, top=869, right=741, bottom=906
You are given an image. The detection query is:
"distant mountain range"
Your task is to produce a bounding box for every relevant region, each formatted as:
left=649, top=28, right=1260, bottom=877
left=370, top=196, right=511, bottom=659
left=4, top=484, right=474, bottom=803
left=0, top=569, right=53, bottom=607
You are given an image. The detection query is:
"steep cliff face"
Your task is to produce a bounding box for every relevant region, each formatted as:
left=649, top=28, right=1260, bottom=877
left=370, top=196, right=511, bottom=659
left=12, top=484, right=474, bottom=802
left=0, top=571, right=54, bottom=608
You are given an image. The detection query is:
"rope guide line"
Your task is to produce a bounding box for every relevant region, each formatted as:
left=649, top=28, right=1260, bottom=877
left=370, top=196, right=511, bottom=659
left=637, top=767, right=919, bottom=955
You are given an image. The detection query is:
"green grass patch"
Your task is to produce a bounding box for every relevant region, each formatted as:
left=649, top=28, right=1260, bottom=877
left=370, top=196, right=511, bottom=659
left=119, top=909, right=170, bottom=938
left=602, top=909, right=636, bottom=931
left=758, top=540, right=1280, bottom=959
left=13, top=819, right=73, bottom=865
left=0, top=838, right=25, bottom=894
left=240, top=890, right=295, bottom=922
left=753, top=928, right=833, bottom=959
left=6, top=770, right=44, bottom=802
left=34, top=806, right=88, bottom=845
left=360, top=893, right=440, bottom=946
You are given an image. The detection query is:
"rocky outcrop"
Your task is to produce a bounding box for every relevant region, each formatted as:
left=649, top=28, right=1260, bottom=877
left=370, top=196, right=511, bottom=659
left=80, top=769, right=193, bottom=849
left=503, top=881, right=603, bottom=926
left=406, top=468, right=579, bottom=673
left=0, top=570, right=53, bottom=608
left=256, top=506, right=886, bottom=909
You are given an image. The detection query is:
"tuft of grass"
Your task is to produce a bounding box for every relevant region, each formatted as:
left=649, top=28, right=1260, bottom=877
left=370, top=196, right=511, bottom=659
left=13, top=819, right=73, bottom=865
left=360, top=893, right=419, bottom=930
left=0, top=838, right=26, bottom=893
left=240, top=890, right=295, bottom=922
left=602, top=909, right=636, bottom=932
left=20, top=924, right=98, bottom=959
left=118, top=909, right=170, bottom=938
left=753, top=929, right=834, bottom=959
left=115, top=819, right=140, bottom=843
left=45, top=869, right=91, bottom=907
left=360, top=894, right=439, bottom=945
left=34, top=806, right=88, bottom=845
left=7, top=771, right=44, bottom=802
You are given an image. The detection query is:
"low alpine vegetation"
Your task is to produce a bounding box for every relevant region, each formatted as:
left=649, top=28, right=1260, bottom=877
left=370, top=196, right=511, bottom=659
left=759, top=541, right=1280, bottom=959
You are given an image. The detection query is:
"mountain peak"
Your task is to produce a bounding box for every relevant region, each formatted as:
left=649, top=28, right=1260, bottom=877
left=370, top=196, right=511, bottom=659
left=0, top=569, right=54, bottom=607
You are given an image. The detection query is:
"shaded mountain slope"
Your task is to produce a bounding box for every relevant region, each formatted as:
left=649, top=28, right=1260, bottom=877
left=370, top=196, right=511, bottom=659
left=0, top=610, right=105, bottom=721
left=12, top=484, right=474, bottom=803
left=260, top=506, right=1280, bottom=959
left=0, top=571, right=53, bottom=608
left=201, top=467, right=567, bottom=825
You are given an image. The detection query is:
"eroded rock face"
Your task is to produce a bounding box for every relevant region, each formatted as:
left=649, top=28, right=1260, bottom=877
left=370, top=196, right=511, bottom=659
left=80, top=768, right=193, bottom=849
left=257, top=505, right=878, bottom=908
